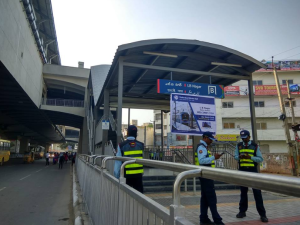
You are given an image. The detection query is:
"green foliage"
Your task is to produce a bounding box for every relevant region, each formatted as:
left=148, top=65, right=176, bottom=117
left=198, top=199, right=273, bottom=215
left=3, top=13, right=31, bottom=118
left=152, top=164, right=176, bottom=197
left=59, top=142, right=75, bottom=150
left=147, top=123, right=153, bottom=128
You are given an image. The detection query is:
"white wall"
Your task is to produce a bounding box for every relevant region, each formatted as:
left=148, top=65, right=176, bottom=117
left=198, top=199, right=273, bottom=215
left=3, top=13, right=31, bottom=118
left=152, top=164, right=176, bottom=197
left=0, top=0, right=43, bottom=107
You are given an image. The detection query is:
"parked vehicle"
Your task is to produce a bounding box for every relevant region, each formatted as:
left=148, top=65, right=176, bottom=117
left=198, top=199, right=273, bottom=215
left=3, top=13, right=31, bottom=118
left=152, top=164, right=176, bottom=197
left=0, top=150, right=10, bottom=166
left=0, top=139, right=11, bottom=166
left=23, top=152, right=35, bottom=163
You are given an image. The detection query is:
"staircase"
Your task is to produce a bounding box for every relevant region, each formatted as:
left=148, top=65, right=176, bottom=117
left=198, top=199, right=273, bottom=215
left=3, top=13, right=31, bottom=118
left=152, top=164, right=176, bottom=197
left=143, top=175, right=239, bottom=193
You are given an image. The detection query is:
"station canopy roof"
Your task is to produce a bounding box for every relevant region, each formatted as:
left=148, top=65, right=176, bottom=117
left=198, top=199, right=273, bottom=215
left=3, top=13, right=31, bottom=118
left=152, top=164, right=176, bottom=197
left=99, top=39, right=266, bottom=110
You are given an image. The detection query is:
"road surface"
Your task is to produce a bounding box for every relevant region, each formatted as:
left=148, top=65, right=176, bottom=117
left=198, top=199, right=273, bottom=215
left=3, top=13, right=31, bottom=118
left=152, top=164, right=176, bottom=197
left=0, top=158, right=73, bottom=225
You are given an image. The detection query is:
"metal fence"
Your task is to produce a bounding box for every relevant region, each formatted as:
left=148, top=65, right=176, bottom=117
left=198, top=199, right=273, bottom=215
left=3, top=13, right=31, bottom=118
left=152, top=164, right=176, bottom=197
left=76, top=156, right=176, bottom=225
left=77, top=154, right=300, bottom=225
left=42, top=98, right=84, bottom=107
left=144, top=143, right=238, bottom=170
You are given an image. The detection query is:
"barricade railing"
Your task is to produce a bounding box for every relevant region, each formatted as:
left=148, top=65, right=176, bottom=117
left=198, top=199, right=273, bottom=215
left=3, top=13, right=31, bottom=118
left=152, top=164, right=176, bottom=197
left=76, top=154, right=300, bottom=225
left=42, top=98, right=84, bottom=107
left=144, top=146, right=238, bottom=170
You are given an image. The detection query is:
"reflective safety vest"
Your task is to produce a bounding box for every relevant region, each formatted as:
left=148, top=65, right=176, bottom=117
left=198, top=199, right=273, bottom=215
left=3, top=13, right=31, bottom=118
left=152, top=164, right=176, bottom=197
left=238, top=142, right=258, bottom=169
left=195, top=143, right=215, bottom=168
left=120, top=140, right=144, bottom=178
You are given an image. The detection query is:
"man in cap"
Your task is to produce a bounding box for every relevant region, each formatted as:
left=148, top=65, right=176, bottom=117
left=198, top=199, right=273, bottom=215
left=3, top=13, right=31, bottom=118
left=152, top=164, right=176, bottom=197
left=196, top=132, right=224, bottom=225
left=114, top=125, right=144, bottom=193
left=234, top=130, right=268, bottom=223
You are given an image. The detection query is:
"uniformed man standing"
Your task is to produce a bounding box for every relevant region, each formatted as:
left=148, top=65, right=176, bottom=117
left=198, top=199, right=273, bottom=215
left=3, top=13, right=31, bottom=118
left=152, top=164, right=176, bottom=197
left=195, top=132, right=224, bottom=225
left=114, top=125, right=144, bottom=193
left=234, top=130, right=268, bottom=223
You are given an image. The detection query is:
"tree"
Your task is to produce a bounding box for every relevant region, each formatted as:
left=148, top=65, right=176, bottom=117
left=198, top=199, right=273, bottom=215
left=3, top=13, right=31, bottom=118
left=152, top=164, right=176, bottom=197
left=59, top=142, right=75, bottom=150
left=147, top=123, right=153, bottom=128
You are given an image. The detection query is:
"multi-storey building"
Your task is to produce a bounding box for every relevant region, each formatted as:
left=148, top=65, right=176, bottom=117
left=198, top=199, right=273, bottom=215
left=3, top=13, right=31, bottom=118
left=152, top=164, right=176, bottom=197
left=154, top=61, right=300, bottom=153
left=219, top=65, right=300, bottom=153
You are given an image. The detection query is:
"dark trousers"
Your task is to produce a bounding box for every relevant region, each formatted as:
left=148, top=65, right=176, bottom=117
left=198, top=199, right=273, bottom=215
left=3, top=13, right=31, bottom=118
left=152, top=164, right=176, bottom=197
left=239, top=169, right=266, bottom=216
left=126, top=176, right=144, bottom=193
left=46, top=158, right=49, bottom=165
left=59, top=161, right=64, bottom=169
left=199, top=178, right=222, bottom=223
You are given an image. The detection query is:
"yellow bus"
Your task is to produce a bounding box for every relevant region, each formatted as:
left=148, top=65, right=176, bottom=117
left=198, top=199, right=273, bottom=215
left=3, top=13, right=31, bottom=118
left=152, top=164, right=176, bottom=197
left=0, top=139, right=10, bottom=166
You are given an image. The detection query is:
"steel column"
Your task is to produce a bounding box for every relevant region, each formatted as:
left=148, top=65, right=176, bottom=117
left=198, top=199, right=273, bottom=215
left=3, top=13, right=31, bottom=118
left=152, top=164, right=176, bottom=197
left=102, top=89, right=110, bottom=155
left=248, top=74, right=257, bottom=143
left=117, top=58, right=124, bottom=144
left=161, top=110, right=164, bottom=149
left=128, top=108, right=130, bottom=126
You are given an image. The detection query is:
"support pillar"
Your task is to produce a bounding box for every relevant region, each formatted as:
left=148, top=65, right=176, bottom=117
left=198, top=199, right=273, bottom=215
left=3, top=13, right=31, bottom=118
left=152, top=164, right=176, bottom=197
left=117, top=58, right=124, bottom=144
left=248, top=74, right=257, bottom=143
left=161, top=110, right=164, bottom=149
left=128, top=108, right=131, bottom=126
left=19, top=137, right=30, bottom=154
left=102, top=89, right=109, bottom=155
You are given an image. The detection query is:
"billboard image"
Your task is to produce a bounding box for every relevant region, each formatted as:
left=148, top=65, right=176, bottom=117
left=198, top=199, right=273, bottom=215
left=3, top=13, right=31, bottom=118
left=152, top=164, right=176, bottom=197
left=171, top=93, right=216, bottom=136
left=258, top=60, right=300, bottom=71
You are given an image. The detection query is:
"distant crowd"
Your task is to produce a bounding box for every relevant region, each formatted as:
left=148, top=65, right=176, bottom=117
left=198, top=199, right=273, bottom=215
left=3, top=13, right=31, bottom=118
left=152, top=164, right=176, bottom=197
left=45, top=151, right=76, bottom=169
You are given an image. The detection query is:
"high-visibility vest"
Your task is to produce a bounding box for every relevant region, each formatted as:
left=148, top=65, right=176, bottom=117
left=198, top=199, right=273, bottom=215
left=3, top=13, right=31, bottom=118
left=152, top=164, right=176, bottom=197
left=195, top=143, right=215, bottom=168
left=238, top=142, right=257, bottom=169
left=120, top=140, right=144, bottom=178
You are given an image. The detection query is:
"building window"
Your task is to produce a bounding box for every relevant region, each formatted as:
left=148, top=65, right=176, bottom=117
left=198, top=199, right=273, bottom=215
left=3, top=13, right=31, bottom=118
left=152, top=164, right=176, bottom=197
left=163, top=125, right=167, bottom=130
left=256, top=122, right=267, bottom=130
left=260, top=144, right=270, bottom=153
left=222, top=102, right=234, bottom=108
left=156, top=124, right=161, bottom=129
left=282, top=80, right=293, bottom=85
left=254, top=101, right=264, bottom=107
left=164, top=114, right=167, bottom=119
left=155, top=114, right=161, bottom=121
left=223, top=123, right=235, bottom=129
left=253, top=80, right=263, bottom=85
left=285, top=101, right=296, bottom=107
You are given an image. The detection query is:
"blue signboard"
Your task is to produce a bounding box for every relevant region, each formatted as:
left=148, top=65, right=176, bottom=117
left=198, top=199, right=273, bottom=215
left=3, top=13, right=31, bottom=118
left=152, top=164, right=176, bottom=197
left=157, top=79, right=224, bottom=99
left=171, top=93, right=216, bottom=136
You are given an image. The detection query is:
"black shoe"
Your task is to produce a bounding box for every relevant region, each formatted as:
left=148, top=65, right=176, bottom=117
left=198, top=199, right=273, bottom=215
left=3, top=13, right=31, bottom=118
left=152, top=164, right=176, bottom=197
left=236, top=212, right=246, bottom=218
left=200, top=219, right=214, bottom=225
left=261, top=216, right=268, bottom=223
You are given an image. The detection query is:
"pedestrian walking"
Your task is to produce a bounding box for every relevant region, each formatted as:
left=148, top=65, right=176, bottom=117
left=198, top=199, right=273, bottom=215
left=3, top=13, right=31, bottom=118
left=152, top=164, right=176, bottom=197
left=72, top=153, right=76, bottom=166
left=64, top=152, right=68, bottom=163
left=59, top=153, right=64, bottom=169
left=235, top=130, right=268, bottom=223
left=195, top=132, right=224, bottom=225
left=45, top=151, right=50, bottom=166
left=114, top=125, right=144, bottom=193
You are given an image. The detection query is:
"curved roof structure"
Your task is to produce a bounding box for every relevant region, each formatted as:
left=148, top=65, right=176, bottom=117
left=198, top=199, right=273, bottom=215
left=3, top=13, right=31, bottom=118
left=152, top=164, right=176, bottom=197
left=98, top=39, right=265, bottom=109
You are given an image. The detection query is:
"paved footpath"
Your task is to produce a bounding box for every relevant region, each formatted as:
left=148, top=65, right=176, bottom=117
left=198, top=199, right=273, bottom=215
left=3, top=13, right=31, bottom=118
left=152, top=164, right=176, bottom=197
left=146, top=189, right=300, bottom=225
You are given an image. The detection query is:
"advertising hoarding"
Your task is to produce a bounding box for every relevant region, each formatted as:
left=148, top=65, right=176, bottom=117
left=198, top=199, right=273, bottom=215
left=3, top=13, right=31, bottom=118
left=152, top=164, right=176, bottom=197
left=171, top=93, right=216, bottom=136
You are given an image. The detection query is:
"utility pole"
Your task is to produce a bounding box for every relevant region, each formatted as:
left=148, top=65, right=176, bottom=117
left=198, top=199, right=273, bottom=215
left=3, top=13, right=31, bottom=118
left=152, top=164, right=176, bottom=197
left=150, top=120, right=156, bottom=147
left=286, top=82, right=299, bottom=175
left=272, top=57, right=297, bottom=176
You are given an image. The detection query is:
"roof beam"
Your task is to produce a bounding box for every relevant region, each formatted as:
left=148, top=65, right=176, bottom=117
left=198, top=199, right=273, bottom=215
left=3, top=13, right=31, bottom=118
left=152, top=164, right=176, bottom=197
left=126, top=44, right=168, bottom=93
left=123, top=62, right=250, bottom=80
left=33, top=7, right=51, bottom=21
left=143, top=46, right=201, bottom=94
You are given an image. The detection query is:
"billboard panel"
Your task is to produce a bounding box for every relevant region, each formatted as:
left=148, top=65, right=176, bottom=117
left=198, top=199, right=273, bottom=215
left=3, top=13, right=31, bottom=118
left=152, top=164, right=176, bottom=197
left=171, top=93, right=216, bottom=136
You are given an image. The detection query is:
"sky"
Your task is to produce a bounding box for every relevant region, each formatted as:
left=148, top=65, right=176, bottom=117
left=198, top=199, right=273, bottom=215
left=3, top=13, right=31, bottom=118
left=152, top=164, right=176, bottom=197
left=52, top=0, right=300, bottom=125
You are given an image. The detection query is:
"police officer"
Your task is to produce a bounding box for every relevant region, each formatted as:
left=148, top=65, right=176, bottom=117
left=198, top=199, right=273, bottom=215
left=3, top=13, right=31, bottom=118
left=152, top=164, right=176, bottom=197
left=114, top=125, right=144, bottom=193
left=234, top=130, right=268, bottom=223
left=196, top=132, right=224, bottom=225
